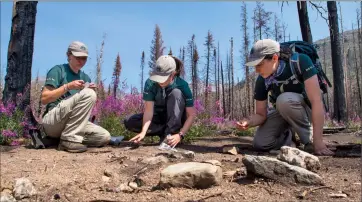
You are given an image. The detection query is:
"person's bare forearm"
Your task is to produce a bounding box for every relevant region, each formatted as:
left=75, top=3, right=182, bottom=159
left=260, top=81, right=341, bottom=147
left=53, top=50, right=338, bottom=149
left=311, top=101, right=324, bottom=144
left=41, top=85, right=68, bottom=105
left=248, top=113, right=267, bottom=127
left=179, top=114, right=196, bottom=134
left=141, top=109, right=153, bottom=134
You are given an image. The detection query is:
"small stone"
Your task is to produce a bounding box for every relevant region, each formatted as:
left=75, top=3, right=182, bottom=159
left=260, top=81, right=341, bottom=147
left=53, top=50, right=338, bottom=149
left=104, top=169, right=113, bottom=177
left=54, top=193, right=61, bottom=200
left=13, top=178, right=37, bottom=200
left=328, top=193, right=348, bottom=198
left=182, top=151, right=195, bottom=159
left=118, top=183, right=133, bottom=193
left=222, top=146, right=238, bottom=155
left=0, top=194, right=16, bottom=202
left=353, top=182, right=361, bottom=185
left=223, top=170, right=237, bottom=177
left=102, top=176, right=110, bottom=182
left=128, top=182, right=138, bottom=189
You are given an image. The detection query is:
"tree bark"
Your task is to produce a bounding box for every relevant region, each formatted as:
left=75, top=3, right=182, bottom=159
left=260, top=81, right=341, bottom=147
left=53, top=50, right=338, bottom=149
left=3, top=1, right=38, bottom=110
left=327, top=1, right=347, bottom=123
left=297, top=1, right=313, bottom=44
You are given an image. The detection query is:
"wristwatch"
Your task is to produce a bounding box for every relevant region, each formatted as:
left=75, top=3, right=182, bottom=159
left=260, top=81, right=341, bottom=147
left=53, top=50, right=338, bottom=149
left=178, top=131, right=185, bottom=139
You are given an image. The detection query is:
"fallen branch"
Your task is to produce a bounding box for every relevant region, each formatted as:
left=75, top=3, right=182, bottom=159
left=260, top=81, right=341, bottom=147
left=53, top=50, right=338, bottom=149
left=194, top=191, right=223, bottom=202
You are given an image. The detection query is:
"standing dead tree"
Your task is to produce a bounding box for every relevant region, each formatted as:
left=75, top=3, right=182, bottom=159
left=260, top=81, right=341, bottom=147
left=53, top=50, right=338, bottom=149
left=3, top=1, right=38, bottom=110
left=327, top=1, right=347, bottom=123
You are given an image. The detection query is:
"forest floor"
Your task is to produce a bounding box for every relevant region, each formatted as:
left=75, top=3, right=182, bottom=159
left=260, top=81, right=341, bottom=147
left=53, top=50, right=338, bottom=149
left=1, top=131, right=361, bottom=202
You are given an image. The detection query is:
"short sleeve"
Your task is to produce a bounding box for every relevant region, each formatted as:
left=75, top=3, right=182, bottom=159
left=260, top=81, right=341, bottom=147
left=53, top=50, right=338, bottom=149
left=143, top=79, right=156, bottom=101
left=182, top=84, right=194, bottom=107
left=299, top=54, right=318, bottom=81
left=254, top=75, right=268, bottom=101
left=44, top=66, right=61, bottom=88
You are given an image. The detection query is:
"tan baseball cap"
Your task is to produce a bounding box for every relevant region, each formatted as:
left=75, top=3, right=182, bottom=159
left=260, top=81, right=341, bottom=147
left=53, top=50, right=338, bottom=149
left=245, top=39, right=280, bottom=67
left=149, top=55, right=176, bottom=83
left=68, top=41, right=88, bottom=57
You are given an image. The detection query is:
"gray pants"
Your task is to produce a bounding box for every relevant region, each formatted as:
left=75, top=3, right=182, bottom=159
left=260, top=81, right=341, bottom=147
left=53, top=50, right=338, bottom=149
left=124, top=88, right=186, bottom=137
left=42, top=88, right=110, bottom=146
left=253, top=92, right=312, bottom=151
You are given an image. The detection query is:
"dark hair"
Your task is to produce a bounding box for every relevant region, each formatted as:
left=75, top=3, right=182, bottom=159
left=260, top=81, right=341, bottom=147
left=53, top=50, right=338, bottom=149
left=171, top=56, right=183, bottom=77
left=264, top=52, right=280, bottom=60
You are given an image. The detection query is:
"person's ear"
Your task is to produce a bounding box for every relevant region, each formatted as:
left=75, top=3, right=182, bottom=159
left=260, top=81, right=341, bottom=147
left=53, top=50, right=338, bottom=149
left=272, top=54, right=279, bottom=62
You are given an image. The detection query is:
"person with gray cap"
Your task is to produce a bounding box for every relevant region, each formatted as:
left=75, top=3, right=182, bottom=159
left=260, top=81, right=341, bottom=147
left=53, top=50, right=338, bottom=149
left=41, top=41, right=111, bottom=153
left=124, top=55, right=196, bottom=147
left=236, top=39, right=334, bottom=156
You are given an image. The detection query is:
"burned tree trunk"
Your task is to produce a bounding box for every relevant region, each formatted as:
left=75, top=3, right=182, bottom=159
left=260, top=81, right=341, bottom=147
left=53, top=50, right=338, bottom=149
left=297, top=1, right=313, bottom=44
left=3, top=1, right=38, bottom=110
left=327, top=1, right=347, bottom=123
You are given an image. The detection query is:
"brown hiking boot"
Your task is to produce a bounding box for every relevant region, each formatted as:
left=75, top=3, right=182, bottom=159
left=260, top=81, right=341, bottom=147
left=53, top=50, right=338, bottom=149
left=58, top=140, right=87, bottom=153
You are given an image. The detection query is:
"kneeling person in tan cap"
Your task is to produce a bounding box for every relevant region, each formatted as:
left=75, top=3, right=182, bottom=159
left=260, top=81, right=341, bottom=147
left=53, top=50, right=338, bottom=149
left=236, top=39, right=334, bottom=156
left=41, top=41, right=111, bottom=153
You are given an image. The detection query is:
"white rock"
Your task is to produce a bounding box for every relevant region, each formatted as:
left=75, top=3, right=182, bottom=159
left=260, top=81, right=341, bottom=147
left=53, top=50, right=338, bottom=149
left=159, top=162, right=222, bottom=189
left=0, top=193, right=16, bottom=202
left=277, top=146, right=321, bottom=172
left=13, top=178, right=37, bottom=200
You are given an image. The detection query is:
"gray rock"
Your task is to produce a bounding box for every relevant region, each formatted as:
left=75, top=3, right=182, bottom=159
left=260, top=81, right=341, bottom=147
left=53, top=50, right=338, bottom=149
left=242, top=155, right=323, bottom=185
left=277, top=146, right=321, bottom=172
left=13, top=178, right=37, bottom=200
left=159, top=162, right=222, bottom=189
left=104, top=168, right=113, bottom=177
left=142, top=156, right=169, bottom=165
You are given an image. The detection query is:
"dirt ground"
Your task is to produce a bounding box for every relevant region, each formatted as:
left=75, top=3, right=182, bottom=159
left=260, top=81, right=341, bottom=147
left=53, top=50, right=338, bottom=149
left=1, top=132, right=361, bottom=202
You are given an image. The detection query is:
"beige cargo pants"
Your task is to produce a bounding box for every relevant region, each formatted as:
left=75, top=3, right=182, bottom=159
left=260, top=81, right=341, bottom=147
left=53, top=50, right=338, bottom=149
left=253, top=92, right=313, bottom=151
left=42, top=88, right=110, bottom=146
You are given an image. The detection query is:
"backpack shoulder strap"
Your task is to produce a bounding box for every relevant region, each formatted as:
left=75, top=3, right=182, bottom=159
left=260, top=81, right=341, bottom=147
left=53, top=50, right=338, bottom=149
left=289, top=52, right=303, bottom=84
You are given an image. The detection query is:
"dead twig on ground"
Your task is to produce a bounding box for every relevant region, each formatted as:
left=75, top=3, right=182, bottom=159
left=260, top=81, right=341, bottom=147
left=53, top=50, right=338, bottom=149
left=297, top=186, right=334, bottom=199
left=193, top=191, right=223, bottom=202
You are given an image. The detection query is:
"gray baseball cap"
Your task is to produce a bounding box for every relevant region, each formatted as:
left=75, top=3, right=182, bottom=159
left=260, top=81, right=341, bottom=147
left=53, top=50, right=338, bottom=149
left=68, top=41, right=89, bottom=57
left=245, top=39, right=280, bottom=67
left=149, top=55, right=176, bottom=83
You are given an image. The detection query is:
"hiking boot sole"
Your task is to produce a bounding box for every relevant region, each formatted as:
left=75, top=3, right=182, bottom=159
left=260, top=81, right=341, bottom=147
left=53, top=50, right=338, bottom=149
left=58, top=144, right=87, bottom=153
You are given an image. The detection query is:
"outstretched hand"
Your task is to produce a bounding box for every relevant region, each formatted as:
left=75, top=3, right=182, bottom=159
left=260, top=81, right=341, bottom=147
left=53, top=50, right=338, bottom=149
left=236, top=120, right=249, bottom=130
left=130, top=133, right=146, bottom=144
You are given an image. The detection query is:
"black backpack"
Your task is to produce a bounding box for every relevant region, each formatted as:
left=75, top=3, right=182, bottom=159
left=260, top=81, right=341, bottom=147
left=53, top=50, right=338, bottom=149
left=279, top=40, right=332, bottom=111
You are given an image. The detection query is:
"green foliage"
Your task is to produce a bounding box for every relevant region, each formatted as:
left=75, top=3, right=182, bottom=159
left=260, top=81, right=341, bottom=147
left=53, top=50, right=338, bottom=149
left=0, top=109, right=24, bottom=145
left=98, top=114, right=134, bottom=140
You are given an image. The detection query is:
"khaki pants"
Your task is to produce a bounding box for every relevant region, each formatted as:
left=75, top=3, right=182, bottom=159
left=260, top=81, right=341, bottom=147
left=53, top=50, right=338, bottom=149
left=253, top=92, right=312, bottom=151
left=42, top=88, right=110, bottom=146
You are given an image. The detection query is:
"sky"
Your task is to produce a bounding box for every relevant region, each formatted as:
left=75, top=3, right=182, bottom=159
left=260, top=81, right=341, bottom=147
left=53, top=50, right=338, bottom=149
left=0, top=1, right=360, bottom=92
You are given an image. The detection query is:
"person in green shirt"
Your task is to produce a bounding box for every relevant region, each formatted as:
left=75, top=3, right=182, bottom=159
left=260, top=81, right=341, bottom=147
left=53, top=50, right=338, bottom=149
left=124, top=55, right=196, bottom=147
left=41, top=41, right=111, bottom=153
left=236, top=39, right=334, bottom=156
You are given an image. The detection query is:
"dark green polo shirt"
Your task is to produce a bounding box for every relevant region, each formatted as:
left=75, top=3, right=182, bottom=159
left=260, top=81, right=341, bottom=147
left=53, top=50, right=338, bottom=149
left=143, top=77, right=194, bottom=113
left=254, top=53, right=318, bottom=102
left=44, top=63, right=91, bottom=115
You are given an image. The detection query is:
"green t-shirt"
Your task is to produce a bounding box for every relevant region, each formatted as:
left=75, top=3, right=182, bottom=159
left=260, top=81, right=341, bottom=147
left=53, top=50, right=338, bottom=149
left=254, top=53, right=318, bottom=102
left=44, top=63, right=91, bottom=115
left=143, top=77, right=194, bottom=113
